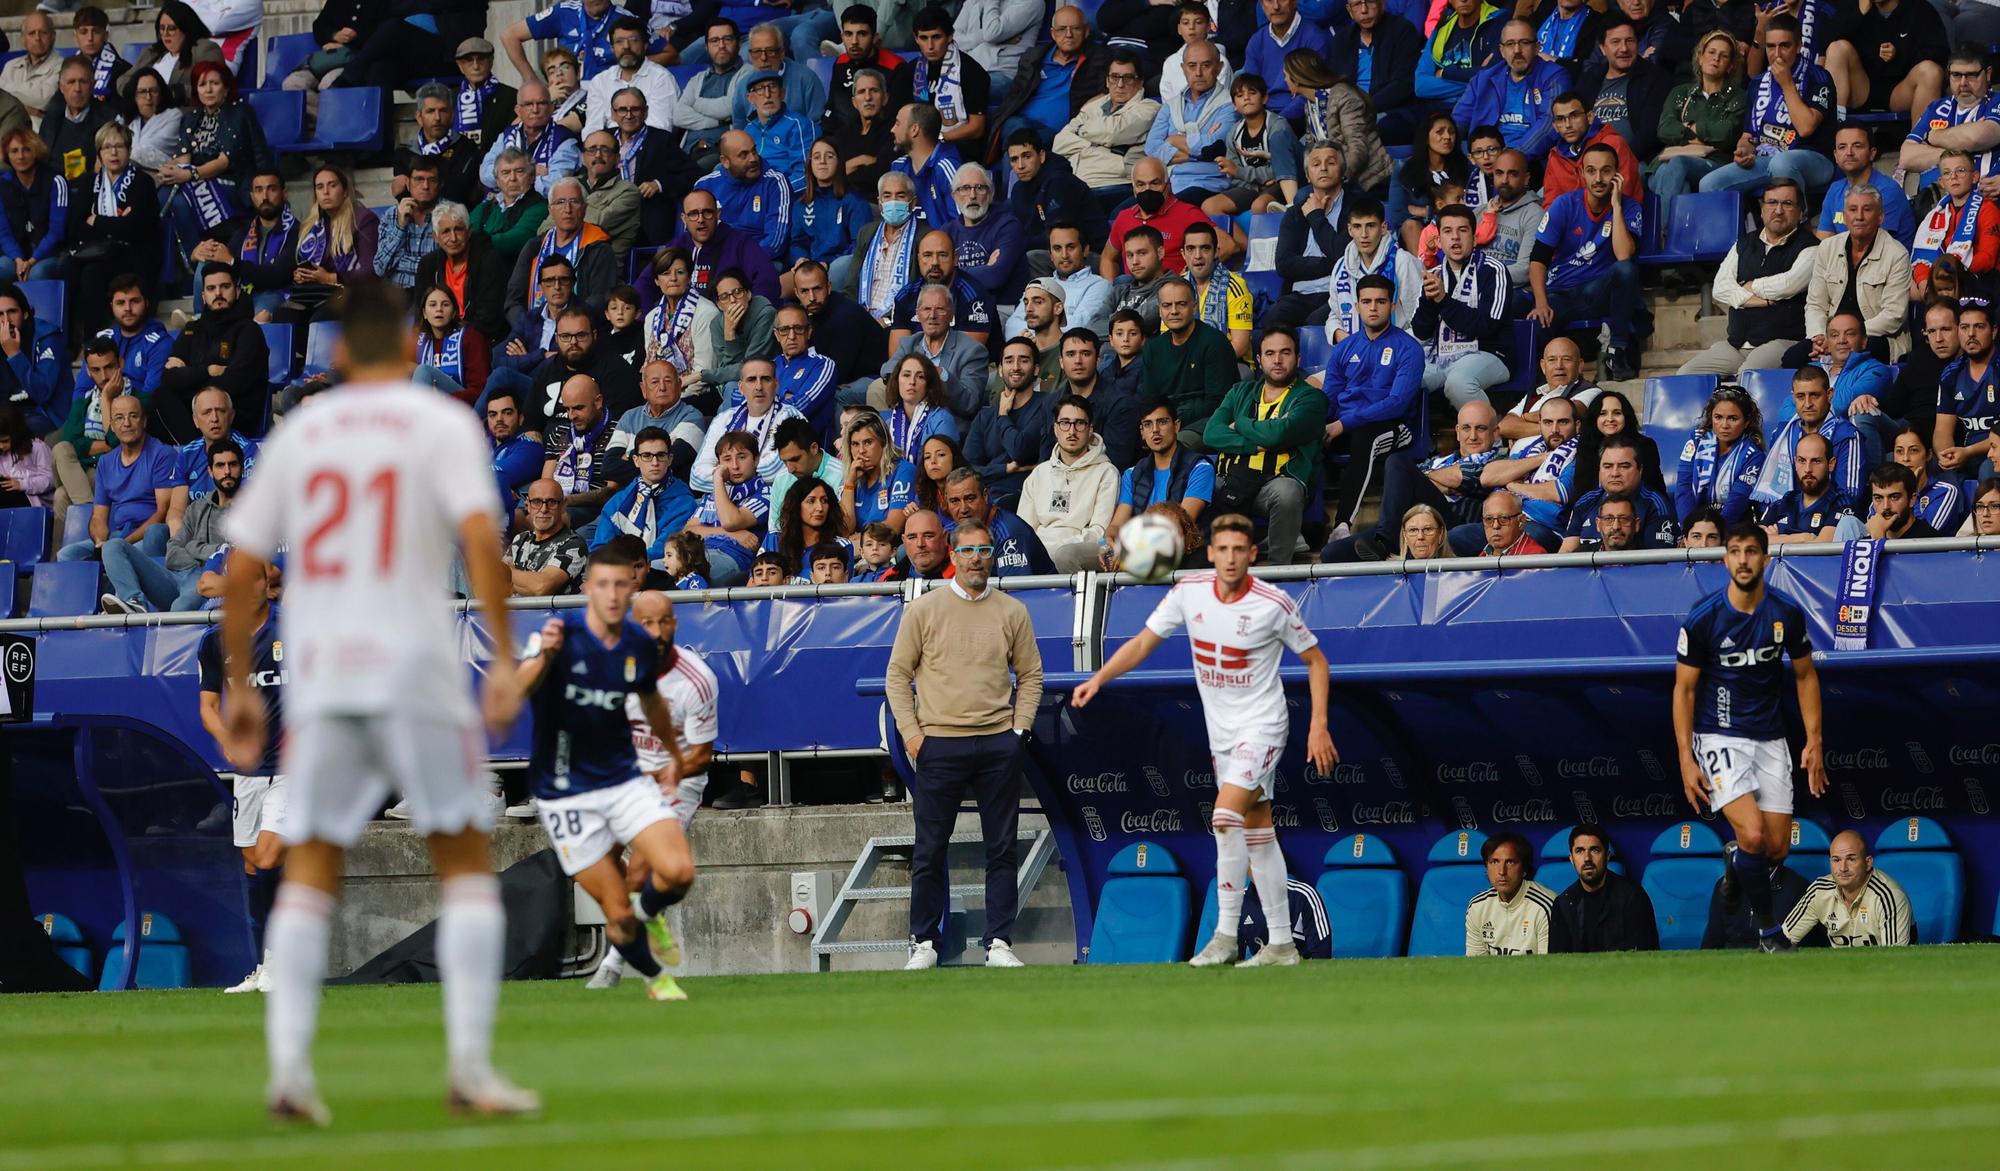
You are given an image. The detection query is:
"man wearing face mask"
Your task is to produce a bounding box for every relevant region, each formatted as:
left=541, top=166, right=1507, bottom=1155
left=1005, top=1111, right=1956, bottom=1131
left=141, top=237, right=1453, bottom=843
left=946, top=163, right=1027, bottom=304
left=845, top=170, right=923, bottom=329
left=1103, top=157, right=1217, bottom=280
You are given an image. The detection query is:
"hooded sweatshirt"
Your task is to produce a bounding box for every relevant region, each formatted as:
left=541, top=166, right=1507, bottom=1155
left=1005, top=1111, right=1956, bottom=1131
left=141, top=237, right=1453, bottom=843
left=1016, top=432, right=1117, bottom=549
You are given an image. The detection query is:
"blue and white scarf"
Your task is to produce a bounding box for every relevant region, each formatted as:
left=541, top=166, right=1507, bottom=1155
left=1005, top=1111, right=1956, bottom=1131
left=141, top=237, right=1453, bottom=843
left=554, top=415, right=611, bottom=492
left=1332, top=237, right=1400, bottom=332
left=1537, top=6, right=1588, bottom=60
left=531, top=228, right=586, bottom=311
left=415, top=129, right=460, bottom=157
left=501, top=121, right=570, bottom=170
left=912, top=48, right=966, bottom=126
left=611, top=478, right=670, bottom=546
left=1687, top=430, right=1762, bottom=509
left=1913, top=190, right=1985, bottom=272
left=888, top=403, right=930, bottom=456
left=857, top=222, right=915, bottom=317
left=1753, top=416, right=1836, bottom=504
left=722, top=400, right=782, bottom=457
left=181, top=175, right=235, bottom=231
left=296, top=217, right=329, bottom=266
left=94, top=164, right=134, bottom=213
left=1526, top=435, right=1577, bottom=488
left=90, top=44, right=118, bottom=98
left=1749, top=61, right=1811, bottom=156
left=457, top=79, right=497, bottom=139
left=645, top=293, right=700, bottom=371
left=618, top=125, right=649, bottom=182
left=417, top=327, right=465, bottom=382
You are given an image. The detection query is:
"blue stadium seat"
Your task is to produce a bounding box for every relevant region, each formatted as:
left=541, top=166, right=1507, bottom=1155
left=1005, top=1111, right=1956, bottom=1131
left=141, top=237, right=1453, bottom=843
left=1244, top=269, right=1280, bottom=320
left=61, top=504, right=91, bottom=549
left=302, top=320, right=341, bottom=379
left=245, top=90, right=306, bottom=152
left=1642, top=373, right=1717, bottom=432
left=121, top=42, right=148, bottom=65
left=230, top=38, right=259, bottom=95
left=1738, top=366, right=1795, bottom=431
left=1298, top=328, right=1333, bottom=374
left=1643, top=423, right=1683, bottom=498
left=1407, top=829, right=1490, bottom=957
left=260, top=322, right=295, bottom=385
left=259, top=32, right=318, bottom=90
left=17, top=279, right=62, bottom=335
left=1086, top=841, right=1192, bottom=964
left=1316, top=834, right=1408, bottom=958
left=1492, top=319, right=1544, bottom=396
left=1779, top=818, right=1831, bottom=881
left=1640, top=821, right=1726, bottom=950
left=1637, top=192, right=1742, bottom=266
left=37, top=912, right=93, bottom=981
left=668, top=62, right=706, bottom=87
left=1536, top=825, right=1627, bottom=891
left=0, top=52, right=20, bottom=74
left=284, top=87, right=386, bottom=154
left=0, top=506, right=48, bottom=570
left=806, top=56, right=833, bottom=91
left=100, top=912, right=192, bottom=990
left=1874, top=817, right=1963, bottom=944
left=29, top=562, right=100, bottom=618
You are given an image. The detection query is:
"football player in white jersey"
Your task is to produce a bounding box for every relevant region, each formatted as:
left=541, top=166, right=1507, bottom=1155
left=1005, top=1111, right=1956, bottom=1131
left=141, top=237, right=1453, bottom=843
left=1072, top=514, right=1338, bottom=967
left=588, top=590, right=721, bottom=989
left=217, top=283, right=537, bottom=1125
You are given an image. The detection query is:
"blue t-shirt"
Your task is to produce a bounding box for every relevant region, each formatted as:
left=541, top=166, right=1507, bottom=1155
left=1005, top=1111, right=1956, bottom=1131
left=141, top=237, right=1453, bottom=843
left=1535, top=192, right=1644, bottom=292
left=523, top=0, right=634, bottom=79
left=692, top=475, right=770, bottom=571
left=528, top=613, right=660, bottom=800
left=852, top=459, right=916, bottom=526
left=1118, top=458, right=1216, bottom=509
left=196, top=605, right=284, bottom=775
left=94, top=437, right=177, bottom=533
left=1945, top=356, right=2000, bottom=445
left=174, top=433, right=261, bottom=501
left=1676, top=586, right=1812, bottom=740
left=1816, top=174, right=1917, bottom=248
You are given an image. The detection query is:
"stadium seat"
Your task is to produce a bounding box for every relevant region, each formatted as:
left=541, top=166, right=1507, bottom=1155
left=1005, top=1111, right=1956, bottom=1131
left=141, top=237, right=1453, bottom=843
left=1086, top=841, right=1192, bottom=964
left=61, top=504, right=90, bottom=549
left=806, top=56, right=833, bottom=91
left=1316, top=834, right=1408, bottom=958
left=1637, top=191, right=1742, bottom=266
left=1874, top=817, right=1963, bottom=944
left=1642, top=374, right=1717, bottom=432
left=1298, top=328, right=1333, bottom=374
left=1643, top=424, right=1683, bottom=498
left=1536, top=825, right=1627, bottom=891
left=260, top=322, right=296, bottom=386
left=284, top=87, right=386, bottom=154
left=0, top=506, right=48, bottom=570
left=1407, top=829, right=1490, bottom=957
left=29, top=562, right=100, bottom=618
left=1492, top=319, right=1544, bottom=396
left=302, top=321, right=341, bottom=379
left=1779, top=818, right=1831, bottom=881
left=99, top=912, right=192, bottom=990
left=1244, top=269, right=1280, bottom=320
left=668, top=62, right=706, bottom=87
left=259, top=32, right=317, bottom=90
left=1738, top=366, right=1795, bottom=430
left=245, top=90, right=307, bottom=152
left=37, top=912, right=93, bottom=981
left=1244, top=212, right=1283, bottom=273
left=120, top=42, right=148, bottom=65
left=18, top=280, right=62, bottom=335
left=1640, top=821, right=1726, bottom=950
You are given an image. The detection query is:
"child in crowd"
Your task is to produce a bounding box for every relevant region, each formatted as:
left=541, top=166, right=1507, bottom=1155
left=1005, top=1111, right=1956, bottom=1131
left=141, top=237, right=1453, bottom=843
left=1203, top=74, right=1300, bottom=249
left=661, top=530, right=710, bottom=590
left=808, top=542, right=850, bottom=584
left=748, top=551, right=791, bottom=586
left=851, top=522, right=899, bottom=581
left=1413, top=180, right=1467, bottom=260
left=603, top=285, right=645, bottom=370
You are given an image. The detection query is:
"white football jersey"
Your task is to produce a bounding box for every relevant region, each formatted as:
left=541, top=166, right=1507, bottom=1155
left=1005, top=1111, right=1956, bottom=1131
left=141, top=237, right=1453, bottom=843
left=628, top=646, right=719, bottom=775
left=223, top=381, right=499, bottom=723
left=1144, top=572, right=1317, bottom=751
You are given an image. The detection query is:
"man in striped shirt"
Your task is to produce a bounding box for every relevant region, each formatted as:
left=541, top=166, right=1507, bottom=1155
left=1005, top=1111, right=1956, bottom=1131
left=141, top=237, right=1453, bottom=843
left=1781, top=829, right=1915, bottom=947
left=1466, top=832, right=1563, bottom=955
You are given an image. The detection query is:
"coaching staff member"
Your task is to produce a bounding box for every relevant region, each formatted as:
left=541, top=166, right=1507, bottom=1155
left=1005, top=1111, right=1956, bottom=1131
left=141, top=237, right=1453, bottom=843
left=885, top=521, right=1044, bottom=973
left=1549, top=823, right=1659, bottom=952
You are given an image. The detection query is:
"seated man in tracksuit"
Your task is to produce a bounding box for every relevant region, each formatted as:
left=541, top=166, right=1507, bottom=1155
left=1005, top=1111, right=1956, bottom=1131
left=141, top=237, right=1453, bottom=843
left=1318, top=274, right=1427, bottom=544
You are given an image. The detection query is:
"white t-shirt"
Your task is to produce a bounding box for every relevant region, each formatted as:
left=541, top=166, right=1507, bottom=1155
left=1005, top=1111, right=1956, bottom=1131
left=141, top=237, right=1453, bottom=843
left=224, top=382, right=498, bottom=723
left=627, top=645, right=719, bottom=775
left=1143, top=572, right=1317, bottom=751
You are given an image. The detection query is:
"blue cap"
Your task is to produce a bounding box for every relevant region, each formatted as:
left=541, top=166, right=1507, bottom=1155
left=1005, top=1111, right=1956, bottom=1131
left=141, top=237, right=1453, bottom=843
left=743, top=68, right=783, bottom=90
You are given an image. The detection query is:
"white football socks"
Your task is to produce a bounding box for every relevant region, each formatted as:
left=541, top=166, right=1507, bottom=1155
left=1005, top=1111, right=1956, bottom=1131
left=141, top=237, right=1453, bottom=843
left=1245, top=831, right=1293, bottom=947
left=437, top=874, right=504, bottom=1084
left=265, top=883, right=334, bottom=1095
left=1211, top=809, right=1248, bottom=930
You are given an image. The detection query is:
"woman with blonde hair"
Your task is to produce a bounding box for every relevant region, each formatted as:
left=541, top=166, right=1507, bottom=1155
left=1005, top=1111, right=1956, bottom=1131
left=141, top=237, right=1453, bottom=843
left=1649, top=31, right=1746, bottom=198
left=273, top=164, right=379, bottom=332
left=1398, top=504, right=1455, bottom=559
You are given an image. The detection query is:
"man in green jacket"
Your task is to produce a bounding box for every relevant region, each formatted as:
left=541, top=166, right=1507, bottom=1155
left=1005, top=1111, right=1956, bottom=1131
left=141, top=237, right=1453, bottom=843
left=470, top=148, right=551, bottom=268
left=1140, top=277, right=1239, bottom=448
left=1201, top=325, right=1327, bottom=565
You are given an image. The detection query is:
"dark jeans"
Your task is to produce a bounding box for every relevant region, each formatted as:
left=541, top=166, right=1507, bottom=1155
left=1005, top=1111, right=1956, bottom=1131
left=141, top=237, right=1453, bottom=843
left=1545, top=261, right=1646, bottom=349
left=909, top=730, right=1023, bottom=949
left=1323, top=454, right=1476, bottom=560
left=337, top=14, right=484, bottom=91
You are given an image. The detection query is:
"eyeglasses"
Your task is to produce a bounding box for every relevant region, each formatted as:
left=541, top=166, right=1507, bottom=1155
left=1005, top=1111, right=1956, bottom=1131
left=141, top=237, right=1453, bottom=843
left=1950, top=69, right=1987, bottom=81
left=550, top=196, right=583, bottom=206
left=612, top=105, right=644, bottom=114
left=1483, top=514, right=1523, bottom=525
left=526, top=497, right=562, bottom=508
left=774, top=323, right=809, bottom=334
left=582, top=144, right=614, bottom=154
left=541, top=275, right=575, bottom=285
left=555, top=330, right=593, bottom=342
left=716, top=286, right=748, bottom=300
left=1468, top=143, right=1500, bottom=157
left=632, top=450, right=670, bottom=462
left=1976, top=502, right=2000, bottom=513
left=1107, top=72, right=1139, bottom=84
left=1761, top=196, right=1798, bottom=208
left=748, top=45, right=782, bottom=57
left=954, top=544, right=995, bottom=556
left=1053, top=418, right=1090, bottom=430
left=1499, top=37, right=1534, bottom=48
left=683, top=207, right=718, bottom=218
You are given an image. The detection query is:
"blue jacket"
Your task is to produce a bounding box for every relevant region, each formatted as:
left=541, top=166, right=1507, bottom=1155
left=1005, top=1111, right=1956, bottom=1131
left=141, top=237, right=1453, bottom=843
left=1826, top=353, right=1893, bottom=419
left=1243, top=19, right=1333, bottom=122
left=775, top=348, right=838, bottom=446
left=945, top=505, right=1055, bottom=576
left=746, top=108, right=818, bottom=193
left=8, top=318, right=67, bottom=433
left=1452, top=59, right=1570, bottom=158
left=73, top=321, right=175, bottom=405
left=493, top=433, right=542, bottom=516
left=891, top=143, right=962, bottom=234
left=948, top=205, right=1029, bottom=304
left=789, top=191, right=874, bottom=265
left=695, top=167, right=792, bottom=259
left=1322, top=325, right=1426, bottom=436
left=590, top=476, right=697, bottom=561
left=1566, top=485, right=1680, bottom=548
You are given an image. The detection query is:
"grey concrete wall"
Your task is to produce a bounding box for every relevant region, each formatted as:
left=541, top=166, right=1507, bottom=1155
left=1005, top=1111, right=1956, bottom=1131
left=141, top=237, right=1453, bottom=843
left=332, top=806, right=1078, bottom=978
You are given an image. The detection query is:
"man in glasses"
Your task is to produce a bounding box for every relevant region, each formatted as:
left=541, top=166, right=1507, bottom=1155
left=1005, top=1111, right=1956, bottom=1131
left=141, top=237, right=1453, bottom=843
left=1900, top=46, right=1999, bottom=191
left=478, top=80, right=581, bottom=199
left=506, top=176, right=615, bottom=326
left=665, top=187, right=782, bottom=303
left=695, top=129, right=794, bottom=258
left=946, top=162, right=1028, bottom=303
left=1051, top=50, right=1160, bottom=195
left=583, top=16, right=681, bottom=135
left=727, top=24, right=826, bottom=135
left=541, top=373, right=635, bottom=528
left=577, top=130, right=643, bottom=272
left=507, top=477, right=590, bottom=595
left=608, top=87, right=703, bottom=247
left=884, top=512, right=1044, bottom=973
left=988, top=5, right=1102, bottom=144
left=590, top=427, right=696, bottom=563
left=1680, top=178, right=1815, bottom=377
left=674, top=19, right=745, bottom=166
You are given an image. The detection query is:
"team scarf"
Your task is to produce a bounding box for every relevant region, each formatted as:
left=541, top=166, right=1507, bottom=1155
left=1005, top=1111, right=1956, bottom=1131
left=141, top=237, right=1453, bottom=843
left=888, top=402, right=931, bottom=456
left=415, top=129, right=460, bottom=157
left=611, top=477, right=671, bottom=547
left=554, top=414, right=611, bottom=493
left=1753, top=415, right=1839, bottom=504
left=456, top=78, right=497, bottom=138
left=1167, top=80, right=1232, bottom=139
left=1429, top=254, right=1486, bottom=363
left=722, top=399, right=783, bottom=458
left=1197, top=266, right=1237, bottom=333
left=241, top=207, right=299, bottom=280
left=1913, top=190, right=1986, bottom=272
left=912, top=47, right=967, bottom=126
left=416, top=327, right=465, bottom=383
left=176, top=173, right=235, bottom=231
left=1832, top=537, right=1884, bottom=651
left=93, top=165, right=134, bottom=217
left=645, top=292, right=701, bottom=371
left=1749, top=60, right=1813, bottom=155
left=1524, top=436, right=1578, bottom=487
left=618, top=125, right=649, bottom=182
left=1687, top=430, right=1763, bottom=510
left=1463, top=168, right=1490, bottom=212
left=529, top=224, right=604, bottom=311
left=90, top=44, right=118, bottom=97
left=857, top=220, right=915, bottom=316
left=1537, top=6, right=1588, bottom=60
left=501, top=120, right=571, bottom=170
left=296, top=217, right=330, bottom=266
left=1332, top=237, right=1401, bottom=332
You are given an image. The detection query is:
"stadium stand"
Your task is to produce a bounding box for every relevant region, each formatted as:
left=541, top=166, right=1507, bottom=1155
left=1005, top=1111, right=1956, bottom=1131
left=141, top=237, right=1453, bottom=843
left=1407, top=830, right=1489, bottom=958
left=1875, top=817, right=1965, bottom=945
left=1086, top=841, right=1192, bottom=964
left=37, top=912, right=93, bottom=982
left=100, top=912, right=191, bottom=991
left=1314, top=835, right=1407, bottom=959
left=1641, top=821, right=1727, bottom=952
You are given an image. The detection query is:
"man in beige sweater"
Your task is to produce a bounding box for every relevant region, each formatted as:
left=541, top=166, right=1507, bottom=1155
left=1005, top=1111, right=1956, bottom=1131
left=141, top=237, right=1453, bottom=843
left=884, top=521, right=1045, bottom=971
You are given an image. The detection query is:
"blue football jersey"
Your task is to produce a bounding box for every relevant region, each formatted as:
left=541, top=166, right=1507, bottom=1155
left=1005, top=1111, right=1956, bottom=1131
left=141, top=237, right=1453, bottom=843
left=528, top=613, right=661, bottom=799
left=1676, top=587, right=1812, bottom=740
left=197, top=605, right=285, bottom=775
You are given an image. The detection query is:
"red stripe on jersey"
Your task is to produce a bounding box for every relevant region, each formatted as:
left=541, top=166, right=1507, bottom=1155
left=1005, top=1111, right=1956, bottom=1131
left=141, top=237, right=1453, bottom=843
left=1194, top=653, right=1217, bottom=666
left=671, top=656, right=714, bottom=702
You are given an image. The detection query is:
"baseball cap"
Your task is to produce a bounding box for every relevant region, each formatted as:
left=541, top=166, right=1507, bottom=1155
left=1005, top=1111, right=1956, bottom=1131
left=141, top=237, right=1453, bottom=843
left=456, top=37, right=495, bottom=59
left=1025, top=276, right=1067, bottom=303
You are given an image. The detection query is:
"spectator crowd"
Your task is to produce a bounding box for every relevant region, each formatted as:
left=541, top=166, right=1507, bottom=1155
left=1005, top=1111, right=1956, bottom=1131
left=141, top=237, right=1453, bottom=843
left=17, top=0, right=2000, bottom=618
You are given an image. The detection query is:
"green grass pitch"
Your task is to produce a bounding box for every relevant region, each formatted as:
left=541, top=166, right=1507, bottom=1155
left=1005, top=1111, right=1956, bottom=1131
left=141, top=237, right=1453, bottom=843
left=4, top=947, right=1999, bottom=1170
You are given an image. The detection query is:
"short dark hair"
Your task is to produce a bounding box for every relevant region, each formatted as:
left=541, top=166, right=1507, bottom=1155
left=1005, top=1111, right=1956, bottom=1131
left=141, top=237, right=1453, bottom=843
left=1870, top=461, right=1919, bottom=494
left=1174, top=0, right=1210, bottom=20
left=1230, top=72, right=1267, bottom=97
left=1579, top=141, right=1621, bottom=167
left=1792, top=364, right=1831, bottom=390
left=81, top=337, right=119, bottom=364
left=1434, top=203, right=1476, bottom=231
left=1724, top=520, right=1768, bottom=551
left=714, top=429, right=758, bottom=458
left=841, top=4, right=878, bottom=29
left=588, top=540, right=645, bottom=573
left=632, top=425, right=672, bottom=451
left=1055, top=393, right=1094, bottom=422
left=1258, top=323, right=1299, bottom=351
left=1060, top=325, right=1100, bottom=352
left=1344, top=196, right=1385, bottom=226
left=1123, top=224, right=1164, bottom=250
left=1568, top=823, right=1610, bottom=852
left=337, top=280, right=407, bottom=364
left=1763, top=13, right=1800, bottom=39
left=1137, top=395, right=1176, bottom=421
left=1468, top=124, right=1504, bottom=146
left=914, top=5, right=954, bottom=33
left=1355, top=273, right=1394, bottom=297
left=774, top=416, right=819, bottom=453
left=200, top=262, right=238, bottom=284
left=406, top=156, right=442, bottom=177
left=1552, top=90, right=1586, bottom=113
left=708, top=17, right=741, bottom=37
left=1597, top=15, right=1636, bottom=41
left=1046, top=220, right=1083, bottom=243
left=1599, top=435, right=1640, bottom=460
left=538, top=254, right=575, bottom=278
left=808, top=540, right=849, bottom=566
left=751, top=549, right=793, bottom=575
left=1001, top=335, right=1039, bottom=361
left=1109, top=308, right=1148, bottom=333
left=107, top=273, right=146, bottom=301
left=207, top=437, right=245, bottom=466
left=1182, top=219, right=1217, bottom=245
left=73, top=5, right=109, bottom=30
left=1005, top=126, right=1045, bottom=152
left=1480, top=832, right=1531, bottom=863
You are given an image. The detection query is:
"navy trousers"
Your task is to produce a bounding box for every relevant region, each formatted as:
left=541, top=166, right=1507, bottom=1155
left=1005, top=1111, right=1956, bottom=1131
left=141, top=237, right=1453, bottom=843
left=909, top=731, right=1023, bottom=949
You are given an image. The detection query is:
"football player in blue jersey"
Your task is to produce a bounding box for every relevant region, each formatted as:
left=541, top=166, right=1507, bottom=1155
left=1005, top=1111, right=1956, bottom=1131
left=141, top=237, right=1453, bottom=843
left=518, top=546, right=696, bottom=1000
left=1672, top=521, right=1827, bottom=952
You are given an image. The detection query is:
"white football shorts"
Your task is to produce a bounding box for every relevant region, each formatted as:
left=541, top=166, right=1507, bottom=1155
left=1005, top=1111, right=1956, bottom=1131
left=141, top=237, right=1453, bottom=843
left=534, top=775, right=679, bottom=876
left=1213, top=741, right=1285, bottom=802
left=281, top=713, right=492, bottom=847
left=1692, top=732, right=1793, bottom=816
left=227, top=773, right=290, bottom=848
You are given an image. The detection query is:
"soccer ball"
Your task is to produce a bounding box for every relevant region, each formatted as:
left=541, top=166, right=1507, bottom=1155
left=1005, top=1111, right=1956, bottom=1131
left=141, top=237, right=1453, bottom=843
left=1115, top=513, right=1185, bottom=584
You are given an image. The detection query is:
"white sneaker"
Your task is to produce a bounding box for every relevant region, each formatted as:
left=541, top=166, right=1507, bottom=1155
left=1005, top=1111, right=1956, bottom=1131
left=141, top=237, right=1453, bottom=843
left=504, top=801, right=537, bottom=820
left=1326, top=523, right=1352, bottom=544
left=223, top=966, right=262, bottom=993
left=984, top=940, right=1025, bottom=968
left=478, top=788, right=505, bottom=822
left=254, top=955, right=273, bottom=992
left=1187, top=933, right=1239, bottom=967
left=384, top=799, right=411, bottom=820
left=904, top=940, right=938, bottom=970
left=447, top=1070, right=541, bottom=1118
left=267, top=1081, right=331, bottom=1127
left=586, top=952, right=626, bottom=989
left=1237, top=940, right=1300, bottom=967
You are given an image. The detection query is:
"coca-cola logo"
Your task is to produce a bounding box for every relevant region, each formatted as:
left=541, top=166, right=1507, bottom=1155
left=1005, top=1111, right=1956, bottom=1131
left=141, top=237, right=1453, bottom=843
left=1118, top=809, right=1184, bottom=834
left=1082, top=806, right=1107, bottom=842
left=1067, top=772, right=1128, bottom=794
left=1557, top=756, right=1621, bottom=779
left=1351, top=801, right=1416, bottom=825
left=1310, top=762, right=1369, bottom=786
left=1269, top=804, right=1302, bottom=828
left=1312, top=798, right=1341, bottom=833
left=1879, top=786, right=1946, bottom=813
left=1610, top=794, right=1682, bottom=819
left=1435, top=761, right=1500, bottom=784
left=1824, top=748, right=1889, bottom=771
left=1491, top=798, right=1557, bottom=823
left=1947, top=744, right=2000, bottom=766
left=1182, top=769, right=1215, bottom=790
